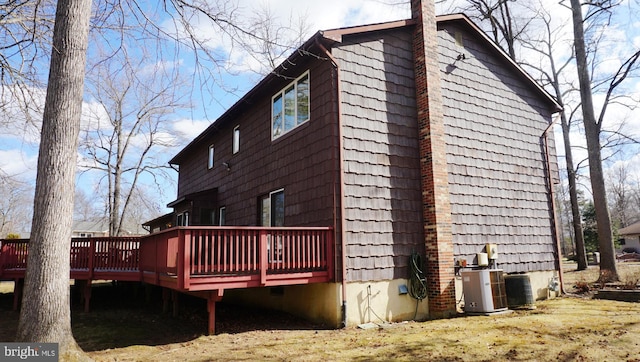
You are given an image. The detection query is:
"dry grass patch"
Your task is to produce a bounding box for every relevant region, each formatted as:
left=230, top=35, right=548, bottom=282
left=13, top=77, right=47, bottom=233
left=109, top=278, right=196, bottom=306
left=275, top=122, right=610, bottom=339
left=83, top=298, right=640, bottom=362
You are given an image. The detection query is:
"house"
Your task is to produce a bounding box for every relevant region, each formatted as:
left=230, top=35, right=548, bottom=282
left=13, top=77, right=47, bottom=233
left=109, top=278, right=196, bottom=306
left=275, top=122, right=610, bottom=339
left=150, top=2, right=562, bottom=327
left=71, top=220, right=110, bottom=238
left=141, top=213, right=174, bottom=233
left=618, top=221, right=640, bottom=252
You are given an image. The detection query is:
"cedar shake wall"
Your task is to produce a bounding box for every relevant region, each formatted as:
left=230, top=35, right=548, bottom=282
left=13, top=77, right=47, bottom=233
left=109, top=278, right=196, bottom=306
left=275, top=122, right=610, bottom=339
left=333, top=30, right=425, bottom=282
left=437, top=23, right=558, bottom=273
left=175, top=56, right=338, bottom=229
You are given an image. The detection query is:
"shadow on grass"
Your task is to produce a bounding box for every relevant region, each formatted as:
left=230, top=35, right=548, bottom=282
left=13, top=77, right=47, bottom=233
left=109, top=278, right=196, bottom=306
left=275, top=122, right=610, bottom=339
left=1, top=281, right=325, bottom=352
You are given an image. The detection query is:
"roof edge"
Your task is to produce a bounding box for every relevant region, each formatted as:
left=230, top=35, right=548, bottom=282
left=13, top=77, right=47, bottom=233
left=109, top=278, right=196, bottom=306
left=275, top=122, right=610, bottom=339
left=321, top=19, right=416, bottom=43
left=170, top=13, right=562, bottom=165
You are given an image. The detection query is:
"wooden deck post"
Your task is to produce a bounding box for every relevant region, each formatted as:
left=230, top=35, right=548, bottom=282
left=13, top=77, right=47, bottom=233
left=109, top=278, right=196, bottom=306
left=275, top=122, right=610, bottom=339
left=88, top=239, right=95, bottom=280
left=260, top=231, right=268, bottom=285
left=12, top=278, right=23, bottom=311
left=83, top=279, right=92, bottom=313
left=182, top=229, right=191, bottom=290
left=206, top=289, right=224, bottom=335
left=172, top=290, right=179, bottom=318
left=162, top=287, right=170, bottom=313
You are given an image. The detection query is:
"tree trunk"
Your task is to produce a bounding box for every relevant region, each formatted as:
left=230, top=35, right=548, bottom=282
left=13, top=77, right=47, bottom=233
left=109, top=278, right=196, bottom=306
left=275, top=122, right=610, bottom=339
left=569, top=0, right=619, bottom=281
left=112, top=126, right=123, bottom=236
left=16, top=0, right=93, bottom=357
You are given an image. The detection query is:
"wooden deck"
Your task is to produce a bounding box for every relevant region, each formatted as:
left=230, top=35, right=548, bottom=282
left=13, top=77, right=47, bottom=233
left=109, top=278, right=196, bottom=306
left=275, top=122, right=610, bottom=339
left=0, top=226, right=334, bottom=334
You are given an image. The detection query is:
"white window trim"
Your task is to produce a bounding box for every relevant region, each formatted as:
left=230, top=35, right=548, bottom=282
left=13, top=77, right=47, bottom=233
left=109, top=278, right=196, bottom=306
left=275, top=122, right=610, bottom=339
left=271, top=71, right=310, bottom=140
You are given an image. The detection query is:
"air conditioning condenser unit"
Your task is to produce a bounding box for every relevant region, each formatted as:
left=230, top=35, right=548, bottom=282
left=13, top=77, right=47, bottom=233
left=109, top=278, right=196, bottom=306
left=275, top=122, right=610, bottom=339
left=462, top=269, right=508, bottom=314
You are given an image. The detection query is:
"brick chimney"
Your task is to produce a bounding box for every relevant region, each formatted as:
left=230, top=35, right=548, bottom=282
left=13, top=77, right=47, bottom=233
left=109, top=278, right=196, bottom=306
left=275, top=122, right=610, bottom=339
left=411, top=0, right=456, bottom=318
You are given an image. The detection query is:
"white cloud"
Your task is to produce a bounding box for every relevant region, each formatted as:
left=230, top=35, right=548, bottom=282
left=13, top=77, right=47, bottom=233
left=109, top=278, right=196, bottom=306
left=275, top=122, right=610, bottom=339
left=81, top=100, right=111, bottom=132
left=0, top=148, right=38, bottom=179
left=172, top=118, right=212, bottom=141
left=277, top=0, right=410, bottom=30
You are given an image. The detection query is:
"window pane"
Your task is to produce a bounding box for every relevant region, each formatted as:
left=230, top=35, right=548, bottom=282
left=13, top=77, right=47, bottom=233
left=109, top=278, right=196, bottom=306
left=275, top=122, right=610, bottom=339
left=272, top=94, right=283, bottom=138
left=297, top=75, right=309, bottom=125
left=208, top=145, right=214, bottom=169
left=219, top=207, right=226, bottom=226
left=261, top=197, right=271, bottom=226
left=271, top=190, right=284, bottom=227
left=232, top=127, right=240, bottom=154
left=284, top=85, right=296, bottom=132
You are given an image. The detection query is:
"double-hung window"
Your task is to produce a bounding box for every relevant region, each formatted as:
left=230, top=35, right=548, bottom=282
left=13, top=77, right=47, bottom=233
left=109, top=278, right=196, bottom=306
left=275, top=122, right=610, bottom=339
left=272, top=72, right=310, bottom=140
left=260, top=189, right=284, bottom=262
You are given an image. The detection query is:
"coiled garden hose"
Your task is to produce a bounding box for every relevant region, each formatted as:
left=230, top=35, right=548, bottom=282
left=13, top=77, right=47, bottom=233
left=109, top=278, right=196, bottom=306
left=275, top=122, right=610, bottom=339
left=408, top=252, right=427, bottom=319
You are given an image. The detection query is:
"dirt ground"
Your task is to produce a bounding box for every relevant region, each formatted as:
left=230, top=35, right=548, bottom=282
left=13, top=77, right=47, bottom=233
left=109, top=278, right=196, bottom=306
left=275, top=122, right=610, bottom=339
left=1, top=262, right=640, bottom=361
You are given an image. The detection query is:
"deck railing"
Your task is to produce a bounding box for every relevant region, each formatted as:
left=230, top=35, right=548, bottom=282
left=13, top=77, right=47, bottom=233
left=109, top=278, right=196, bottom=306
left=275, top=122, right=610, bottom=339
left=188, top=228, right=331, bottom=275
left=71, top=237, right=140, bottom=272
left=0, top=240, right=29, bottom=276
left=139, top=226, right=334, bottom=290
left=1, top=227, right=334, bottom=290
left=0, top=237, right=140, bottom=278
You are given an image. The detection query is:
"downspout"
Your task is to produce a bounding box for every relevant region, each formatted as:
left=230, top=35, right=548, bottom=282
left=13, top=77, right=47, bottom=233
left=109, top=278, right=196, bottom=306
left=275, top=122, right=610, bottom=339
left=316, top=38, right=348, bottom=328
left=542, top=115, right=566, bottom=294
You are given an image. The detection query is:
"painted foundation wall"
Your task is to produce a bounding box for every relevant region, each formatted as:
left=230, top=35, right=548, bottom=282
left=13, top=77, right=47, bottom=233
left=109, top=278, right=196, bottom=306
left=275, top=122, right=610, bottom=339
left=345, top=279, right=429, bottom=326
left=222, top=271, right=560, bottom=326
left=223, top=283, right=342, bottom=327
left=223, top=279, right=430, bottom=328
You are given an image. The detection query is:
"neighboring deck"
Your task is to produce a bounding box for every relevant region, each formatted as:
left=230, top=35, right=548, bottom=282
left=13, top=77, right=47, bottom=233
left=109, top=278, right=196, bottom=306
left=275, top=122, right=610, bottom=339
left=0, top=226, right=334, bottom=333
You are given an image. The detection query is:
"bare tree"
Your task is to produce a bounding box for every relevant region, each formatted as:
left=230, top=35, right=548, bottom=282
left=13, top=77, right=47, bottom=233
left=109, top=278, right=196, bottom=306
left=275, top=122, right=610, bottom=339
left=80, top=47, right=187, bottom=236
left=607, top=161, right=640, bottom=229
left=241, top=3, right=311, bottom=75
left=0, top=175, right=32, bottom=237
left=119, top=185, right=163, bottom=235
left=0, top=1, right=55, bottom=131
left=568, top=0, right=635, bottom=281
left=15, top=0, right=92, bottom=357
left=444, top=0, right=536, bottom=61
left=73, top=187, right=101, bottom=222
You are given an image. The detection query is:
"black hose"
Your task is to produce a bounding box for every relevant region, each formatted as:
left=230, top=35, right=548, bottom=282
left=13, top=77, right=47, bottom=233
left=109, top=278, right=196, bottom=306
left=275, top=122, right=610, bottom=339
left=408, top=252, right=427, bottom=319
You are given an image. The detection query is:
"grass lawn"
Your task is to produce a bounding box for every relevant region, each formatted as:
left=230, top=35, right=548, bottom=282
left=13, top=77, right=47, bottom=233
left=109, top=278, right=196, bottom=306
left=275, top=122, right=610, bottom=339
left=1, top=263, right=639, bottom=361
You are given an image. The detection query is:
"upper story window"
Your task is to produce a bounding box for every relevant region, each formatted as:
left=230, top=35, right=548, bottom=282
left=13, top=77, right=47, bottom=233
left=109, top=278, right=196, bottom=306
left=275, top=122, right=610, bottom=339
left=208, top=144, right=214, bottom=169
left=272, top=72, right=310, bottom=140
left=232, top=126, right=240, bottom=154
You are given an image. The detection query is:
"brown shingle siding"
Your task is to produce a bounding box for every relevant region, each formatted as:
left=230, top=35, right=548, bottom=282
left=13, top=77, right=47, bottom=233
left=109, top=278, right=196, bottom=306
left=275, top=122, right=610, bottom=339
left=439, top=23, right=557, bottom=273
left=335, top=28, right=424, bottom=283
